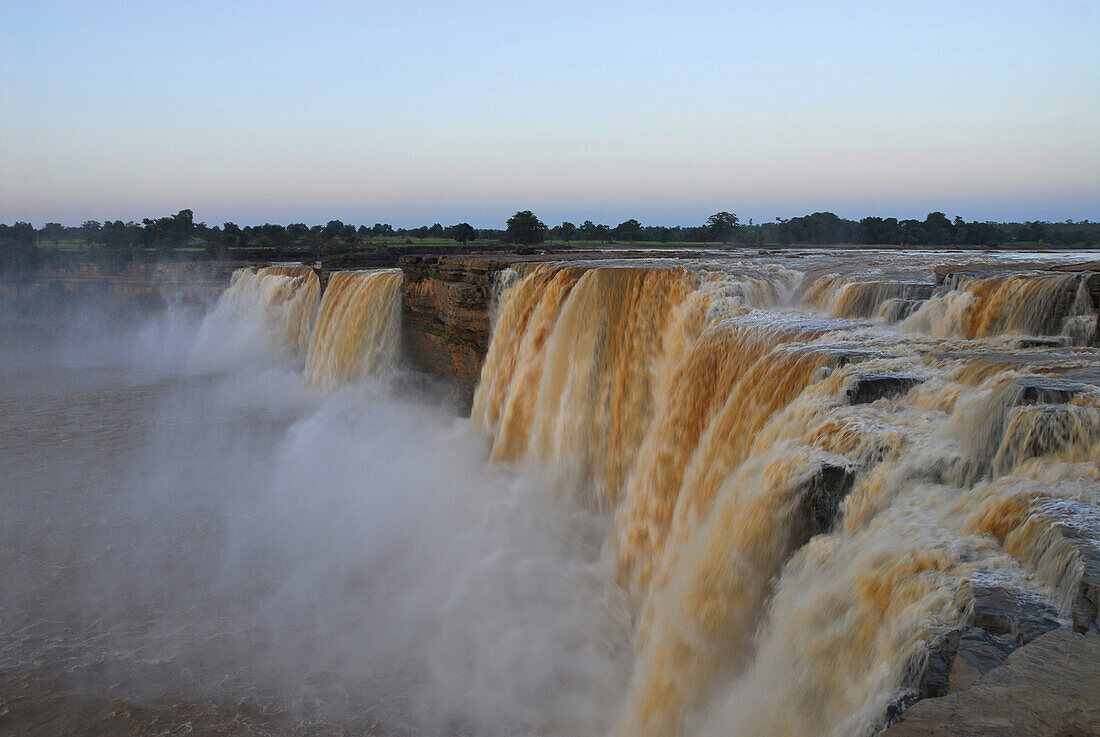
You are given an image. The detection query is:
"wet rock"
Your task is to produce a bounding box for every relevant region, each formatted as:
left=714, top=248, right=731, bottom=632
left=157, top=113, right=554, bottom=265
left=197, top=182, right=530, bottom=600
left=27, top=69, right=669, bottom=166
left=1012, top=336, right=1067, bottom=349
left=1014, top=377, right=1087, bottom=405
left=914, top=629, right=960, bottom=699
left=966, top=581, right=1061, bottom=644
left=1052, top=259, right=1100, bottom=274
left=907, top=582, right=1061, bottom=706
left=803, top=462, right=857, bottom=536
left=883, top=629, right=1100, bottom=737
left=1051, top=268, right=1100, bottom=310
left=933, top=263, right=1058, bottom=284
left=1050, top=514, right=1100, bottom=634
left=883, top=298, right=926, bottom=323
left=1074, top=552, right=1100, bottom=634
left=817, top=347, right=881, bottom=367
left=834, top=282, right=935, bottom=318
left=898, top=283, right=936, bottom=301
left=947, top=628, right=1017, bottom=693
left=846, top=373, right=924, bottom=404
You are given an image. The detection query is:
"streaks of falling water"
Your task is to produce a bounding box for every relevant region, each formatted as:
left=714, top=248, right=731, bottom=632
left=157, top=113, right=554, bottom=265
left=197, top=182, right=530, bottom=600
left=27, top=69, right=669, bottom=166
left=215, top=265, right=321, bottom=357
left=305, top=270, right=403, bottom=390
left=471, top=262, right=1099, bottom=737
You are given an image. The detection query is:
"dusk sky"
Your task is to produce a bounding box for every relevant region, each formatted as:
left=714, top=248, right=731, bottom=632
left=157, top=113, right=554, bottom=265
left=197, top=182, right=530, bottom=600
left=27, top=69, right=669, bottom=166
left=3, top=0, right=1098, bottom=228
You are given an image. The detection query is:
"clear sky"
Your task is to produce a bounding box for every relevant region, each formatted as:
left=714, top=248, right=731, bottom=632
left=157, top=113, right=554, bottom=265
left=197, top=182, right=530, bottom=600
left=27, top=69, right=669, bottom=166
left=2, top=0, right=1098, bottom=228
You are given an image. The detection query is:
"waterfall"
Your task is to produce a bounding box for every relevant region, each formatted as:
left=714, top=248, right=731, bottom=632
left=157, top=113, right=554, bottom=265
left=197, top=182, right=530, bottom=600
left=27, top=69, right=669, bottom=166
left=799, top=269, right=1097, bottom=344
left=473, top=263, right=1100, bottom=737
left=196, top=256, right=1097, bottom=735
left=219, top=265, right=320, bottom=355
left=901, top=272, right=1093, bottom=341
left=305, top=269, right=403, bottom=390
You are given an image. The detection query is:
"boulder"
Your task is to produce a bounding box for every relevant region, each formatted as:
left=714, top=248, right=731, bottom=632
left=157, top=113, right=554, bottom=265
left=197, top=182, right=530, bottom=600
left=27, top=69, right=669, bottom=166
left=1014, top=377, right=1087, bottom=405
left=912, top=581, right=1060, bottom=700
left=884, top=629, right=1100, bottom=737
left=1011, top=337, right=1067, bottom=349
left=846, top=373, right=924, bottom=404
left=947, top=628, right=1017, bottom=693
left=803, top=462, right=857, bottom=536
left=883, top=298, right=927, bottom=323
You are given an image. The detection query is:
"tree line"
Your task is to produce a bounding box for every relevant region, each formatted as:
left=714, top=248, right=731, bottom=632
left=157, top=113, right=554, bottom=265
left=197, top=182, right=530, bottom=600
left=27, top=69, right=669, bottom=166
left=3, top=208, right=1098, bottom=274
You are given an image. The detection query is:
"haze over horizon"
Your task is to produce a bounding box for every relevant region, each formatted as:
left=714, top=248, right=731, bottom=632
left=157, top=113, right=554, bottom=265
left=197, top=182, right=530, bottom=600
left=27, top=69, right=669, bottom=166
left=3, top=0, right=1098, bottom=227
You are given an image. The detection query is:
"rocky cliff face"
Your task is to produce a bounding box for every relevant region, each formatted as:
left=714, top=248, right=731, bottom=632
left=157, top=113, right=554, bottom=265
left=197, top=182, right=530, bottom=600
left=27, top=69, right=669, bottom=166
left=399, top=255, right=514, bottom=406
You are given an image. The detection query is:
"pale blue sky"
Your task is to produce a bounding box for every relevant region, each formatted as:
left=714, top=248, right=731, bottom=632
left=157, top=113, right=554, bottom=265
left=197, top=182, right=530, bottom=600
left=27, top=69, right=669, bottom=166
left=2, top=0, right=1098, bottom=227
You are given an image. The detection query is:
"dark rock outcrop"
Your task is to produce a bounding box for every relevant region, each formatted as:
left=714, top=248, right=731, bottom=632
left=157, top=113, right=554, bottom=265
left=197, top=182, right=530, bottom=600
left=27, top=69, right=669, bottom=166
left=803, top=462, right=857, bottom=536
left=1015, top=377, right=1087, bottom=405
left=883, top=298, right=927, bottom=323
left=911, top=581, right=1062, bottom=701
left=1028, top=504, right=1100, bottom=634
left=1012, top=337, right=1067, bottom=349
left=966, top=582, right=1062, bottom=644
left=846, top=373, right=924, bottom=404
left=884, top=629, right=1100, bottom=737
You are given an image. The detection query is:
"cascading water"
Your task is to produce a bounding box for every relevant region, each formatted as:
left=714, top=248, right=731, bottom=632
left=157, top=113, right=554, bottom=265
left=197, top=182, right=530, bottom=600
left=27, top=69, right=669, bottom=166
left=902, top=271, right=1094, bottom=342
left=244, top=265, right=321, bottom=355
left=471, top=259, right=1099, bottom=737
left=305, top=269, right=403, bottom=390
left=192, top=265, right=321, bottom=367
left=801, top=267, right=1098, bottom=344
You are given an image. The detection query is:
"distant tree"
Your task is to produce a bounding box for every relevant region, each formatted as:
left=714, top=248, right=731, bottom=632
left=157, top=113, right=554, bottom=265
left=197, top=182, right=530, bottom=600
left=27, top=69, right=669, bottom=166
left=924, top=212, right=951, bottom=231
left=706, top=212, right=739, bottom=243
left=81, top=220, right=102, bottom=244
left=322, top=220, right=346, bottom=241
left=923, top=212, right=953, bottom=244
left=649, top=225, right=671, bottom=243
left=173, top=209, right=194, bottom=239
left=559, top=221, right=576, bottom=242
left=593, top=224, right=612, bottom=243
left=778, top=212, right=854, bottom=245
left=340, top=227, right=359, bottom=251
left=429, top=223, right=445, bottom=238
left=139, top=209, right=194, bottom=254
left=898, top=219, right=927, bottom=246
left=221, top=222, right=244, bottom=251
left=505, top=210, right=548, bottom=245
left=40, top=223, right=65, bottom=243
left=613, top=219, right=642, bottom=242
left=0, top=222, right=41, bottom=273
left=451, top=222, right=476, bottom=244
left=1020, top=221, right=1046, bottom=243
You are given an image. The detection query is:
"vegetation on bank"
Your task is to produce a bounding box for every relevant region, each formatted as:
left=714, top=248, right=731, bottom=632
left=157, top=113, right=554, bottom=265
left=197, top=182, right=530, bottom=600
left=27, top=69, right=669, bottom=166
left=2, top=209, right=1098, bottom=275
